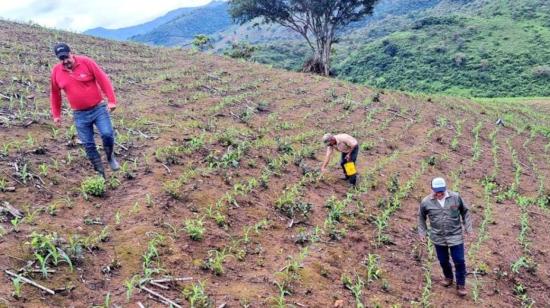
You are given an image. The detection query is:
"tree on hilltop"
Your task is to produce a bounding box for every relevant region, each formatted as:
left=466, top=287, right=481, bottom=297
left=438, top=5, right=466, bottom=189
left=192, top=34, right=213, bottom=51
left=229, top=0, right=380, bottom=76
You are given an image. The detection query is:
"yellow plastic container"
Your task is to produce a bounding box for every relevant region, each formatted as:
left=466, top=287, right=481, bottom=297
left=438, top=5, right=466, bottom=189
left=343, top=162, right=357, bottom=176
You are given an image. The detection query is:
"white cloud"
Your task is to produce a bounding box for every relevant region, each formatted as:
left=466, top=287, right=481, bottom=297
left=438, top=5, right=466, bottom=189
left=0, top=0, right=214, bottom=32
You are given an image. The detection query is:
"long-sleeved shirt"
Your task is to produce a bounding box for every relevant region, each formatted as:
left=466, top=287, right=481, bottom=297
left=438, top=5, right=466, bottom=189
left=50, top=55, right=116, bottom=120
left=418, top=190, right=473, bottom=246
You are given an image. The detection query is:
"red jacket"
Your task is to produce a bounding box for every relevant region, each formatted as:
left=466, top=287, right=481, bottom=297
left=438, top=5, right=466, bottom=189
left=50, top=55, right=116, bottom=120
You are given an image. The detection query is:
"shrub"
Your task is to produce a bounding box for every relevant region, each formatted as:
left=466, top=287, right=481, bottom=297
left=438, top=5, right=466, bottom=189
left=81, top=176, right=106, bottom=197
left=224, top=42, right=256, bottom=60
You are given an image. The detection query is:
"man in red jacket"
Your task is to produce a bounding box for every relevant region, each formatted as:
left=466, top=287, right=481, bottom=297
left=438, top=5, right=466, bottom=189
left=50, top=43, right=120, bottom=178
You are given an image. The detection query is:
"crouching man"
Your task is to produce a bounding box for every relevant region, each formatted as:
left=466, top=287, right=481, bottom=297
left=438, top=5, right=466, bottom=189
left=320, top=133, right=359, bottom=185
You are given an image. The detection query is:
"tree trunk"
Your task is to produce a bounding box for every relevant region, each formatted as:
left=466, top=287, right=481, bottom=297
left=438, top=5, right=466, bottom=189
left=322, top=40, right=332, bottom=76
left=302, top=37, right=332, bottom=76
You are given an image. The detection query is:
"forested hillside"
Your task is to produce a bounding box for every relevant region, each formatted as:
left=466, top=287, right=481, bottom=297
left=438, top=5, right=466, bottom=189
left=245, top=0, right=550, bottom=97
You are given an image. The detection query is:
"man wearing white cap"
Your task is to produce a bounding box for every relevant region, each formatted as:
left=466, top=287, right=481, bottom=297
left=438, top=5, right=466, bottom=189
left=418, top=177, right=473, bottom=297
left=320, top=133, right=359, bottom=185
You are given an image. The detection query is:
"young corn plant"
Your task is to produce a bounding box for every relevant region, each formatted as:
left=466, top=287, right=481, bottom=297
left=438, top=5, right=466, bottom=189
left=471, top=270, right=481, bottom=303
left=420, top=240, right=435, bottom=308
left=471, top=123, right=483, bottom=161
left=38, top=163, right=48, bottom=177
left=364, top=254, right=381, bottom=283
left=201, top=249, right=231, bottom=276
left=11, top=217, right=22, bottom=232
left=270, top=282, right=290, bottom=308
left=17, top=163, right=32, bottom=184
left=11, top=274, right=23, bottom=299
left=28, top=231, right=74, bottom=277
left=449, top=120, right=464, bottom=151
left=342, top=273, right=365, bottom=308
left=142, top=234, right=165, bottom=279
left=511, top=256, right=536, bottom=274
left=274, top=248, right=309, bottom=293
left=115, top=210, right=121, bottom=225
left=163, top=179, right=184, bottom=200
left=182, top=280, right=211, bottom=308
left=0, top=176, right=8, bottom=192
left=184, top=218, right=205, bottom=241
left=124, top=275, right=140, bottom=302
left=513, top=283, right=535, bottom=308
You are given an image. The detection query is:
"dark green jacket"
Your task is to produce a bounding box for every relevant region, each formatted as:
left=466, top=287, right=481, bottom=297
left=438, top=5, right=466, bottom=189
left=418, top=191, right=473, bottom=246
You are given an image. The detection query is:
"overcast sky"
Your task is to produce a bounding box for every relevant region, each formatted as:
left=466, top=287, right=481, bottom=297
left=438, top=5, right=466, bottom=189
left=0, top=0, right=213, bottom=32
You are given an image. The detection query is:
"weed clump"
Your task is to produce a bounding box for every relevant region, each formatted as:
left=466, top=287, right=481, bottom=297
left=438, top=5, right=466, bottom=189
left=81, top=176, right=106, bottom=198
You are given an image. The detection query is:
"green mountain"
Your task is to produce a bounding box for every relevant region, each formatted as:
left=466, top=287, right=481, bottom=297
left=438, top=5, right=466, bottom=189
left=244, top=0, right=550, bottom=97
left=82, top=0, right=549, bottom=97
left=334, top=0, right=550, bottom=97
left=83, top=7, right=196, bottom=40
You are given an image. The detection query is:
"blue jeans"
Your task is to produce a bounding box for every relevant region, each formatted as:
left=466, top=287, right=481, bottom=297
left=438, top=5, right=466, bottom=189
left=435, top=243, right=466, bottom=286
left=73, top=103, right=115, bottom=162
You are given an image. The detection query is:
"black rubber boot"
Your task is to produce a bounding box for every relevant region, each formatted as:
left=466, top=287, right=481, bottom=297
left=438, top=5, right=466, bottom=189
left=104, top=145, right=120, bottom=171
left=91, top=157, right=106, bottom=178
left=349, top=175, right=357, bottom=186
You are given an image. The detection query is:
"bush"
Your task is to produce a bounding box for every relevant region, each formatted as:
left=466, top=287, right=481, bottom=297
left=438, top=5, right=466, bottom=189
left=224, top=42, right=257, bottom=60
left=81, top=176, right=106, bottom=197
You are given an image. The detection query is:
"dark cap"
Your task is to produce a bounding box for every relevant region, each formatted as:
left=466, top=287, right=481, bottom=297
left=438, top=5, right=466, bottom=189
left=53, top=43, right=71, bottom=59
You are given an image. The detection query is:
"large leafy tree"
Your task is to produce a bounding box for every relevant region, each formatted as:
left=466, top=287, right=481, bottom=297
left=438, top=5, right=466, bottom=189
left=229, top=0, right=379, bottom=76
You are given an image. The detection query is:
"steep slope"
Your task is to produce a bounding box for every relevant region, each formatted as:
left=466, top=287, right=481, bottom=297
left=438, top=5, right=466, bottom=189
left=83, top=7, right=196, bottom=40
left=1, top=20, right=550, bottom=308
left=226, top=0, right=550, bottom=97
left=334, top=0, right=550, bottom=97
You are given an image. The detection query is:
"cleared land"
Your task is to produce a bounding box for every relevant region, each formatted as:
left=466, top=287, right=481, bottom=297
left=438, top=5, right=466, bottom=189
left=0, top=20, right=549, bottom=307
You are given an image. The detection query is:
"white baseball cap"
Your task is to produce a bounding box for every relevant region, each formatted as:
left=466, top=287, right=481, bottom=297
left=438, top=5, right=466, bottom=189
left=322, top=133, right=333, bottom=144
left=431, top=177, right=446, bottom=192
